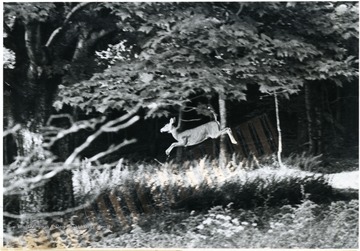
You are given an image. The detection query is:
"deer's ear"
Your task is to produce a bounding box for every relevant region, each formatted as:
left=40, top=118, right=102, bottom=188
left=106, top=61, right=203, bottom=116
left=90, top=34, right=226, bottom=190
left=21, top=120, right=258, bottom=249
left=170, top=117, right=175, bottom=123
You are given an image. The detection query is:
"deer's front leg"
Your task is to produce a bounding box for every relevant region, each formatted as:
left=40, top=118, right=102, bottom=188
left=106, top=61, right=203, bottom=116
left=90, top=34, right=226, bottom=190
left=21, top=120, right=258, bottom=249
left=166, top=142, right=184, bottom=155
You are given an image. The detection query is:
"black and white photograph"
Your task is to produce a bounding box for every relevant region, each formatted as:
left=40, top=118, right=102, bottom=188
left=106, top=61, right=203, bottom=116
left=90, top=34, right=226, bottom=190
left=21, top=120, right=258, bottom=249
left=2, top=1, right=359, bottom=249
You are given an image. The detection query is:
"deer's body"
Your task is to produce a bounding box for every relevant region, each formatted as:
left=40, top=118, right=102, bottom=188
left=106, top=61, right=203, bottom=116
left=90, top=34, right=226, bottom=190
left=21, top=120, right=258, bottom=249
left=160, top=117, right=238, bottom=156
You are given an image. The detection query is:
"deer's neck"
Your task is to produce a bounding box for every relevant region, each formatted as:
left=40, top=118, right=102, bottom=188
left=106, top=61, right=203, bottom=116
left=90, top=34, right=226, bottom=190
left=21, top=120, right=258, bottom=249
left=170, top=128, right=180, bottom=140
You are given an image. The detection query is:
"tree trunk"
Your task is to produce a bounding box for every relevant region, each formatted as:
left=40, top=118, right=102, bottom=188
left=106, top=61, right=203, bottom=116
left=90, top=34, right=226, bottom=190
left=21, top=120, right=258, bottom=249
left=304, top=82, right=314, bottom=154
left=9, top=21, right=74, bottom=222
left=3, top=88, right=17, bottom=165
left=176, top=109, right=184, bottom=161
left=314, top=107, right=322, bottom=154
left=304, top=82, right=324, bottom=155
left=273, top=91, right=284, bottom=168
left=15, top=128, right=48, bottom=225
left=335, top=86, right=342, bottom=122
left=45, top=133, right=75, bottom=211
left=14, top=26, right=50, bottom=220
left=218, top=93, right=227, bottom=167
left=5, top=5, right=116, bottom=222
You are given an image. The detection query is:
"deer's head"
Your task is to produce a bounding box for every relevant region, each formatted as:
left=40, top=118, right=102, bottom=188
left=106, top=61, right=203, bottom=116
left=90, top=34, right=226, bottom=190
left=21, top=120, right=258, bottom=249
left=160, top=117, right=175, bottom=133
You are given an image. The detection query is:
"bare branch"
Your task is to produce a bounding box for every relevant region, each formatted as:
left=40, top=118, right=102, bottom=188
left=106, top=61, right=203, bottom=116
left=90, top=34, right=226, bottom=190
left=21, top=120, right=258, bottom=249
left=64, top=105, right=141, bottom=165
left=45, top=2, right=92, bottom=47
left=72, top=28, right=114, bottom=62
left=42, top=116, right=106, bottom=149
left=4, top=162, right=77, bottom=195
left=236, top=3, right=244, bottom=16
left=181, top=118, right=202, bottom=122
left=3, top=199, right=96, bottom=219
left=46, top=113, right=74, bottom=126
left=5, top=156, right=56, bottom=180
left=65, top=115, right=139, bottom=165
left=3, top=124, right=21, bottom=137
left=102, top=115, right=140, bottom=132
left=87, top=138, right=137, bottom=163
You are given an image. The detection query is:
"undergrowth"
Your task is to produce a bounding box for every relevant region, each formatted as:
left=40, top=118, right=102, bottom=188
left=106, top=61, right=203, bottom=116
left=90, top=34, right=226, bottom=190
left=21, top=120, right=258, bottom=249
left=72, top=156, right=334, bottom=211
left=5, top=155, right=358, bottom=248
left=283, top=152, right=323, bottom=172
left=93, top=199, right=359, bottom=248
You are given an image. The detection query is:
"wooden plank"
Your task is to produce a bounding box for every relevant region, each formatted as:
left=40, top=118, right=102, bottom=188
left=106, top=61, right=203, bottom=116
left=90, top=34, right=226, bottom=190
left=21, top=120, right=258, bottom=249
left=238, top=123, right=258, bottom=155
left=120, top=187, right=140, bottom=221
left=233, top=127, right=247, bottom=157
left=252, top=117, right=273, bottom=155
left=96, top=195, right=114, bottom=228
left=248, top=121, right=264, bottom=156
left=134, top=182, right=154, bottom=214
left=107, top=191, right=130, bottom=229
left=264, top=115, right=278, bottom=144
left=261, top=115, right=278, bottom=150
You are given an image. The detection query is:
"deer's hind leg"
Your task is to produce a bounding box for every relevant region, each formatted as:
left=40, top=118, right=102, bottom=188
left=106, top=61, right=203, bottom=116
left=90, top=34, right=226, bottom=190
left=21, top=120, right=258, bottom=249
left=220, top=128, right=238, bottom=144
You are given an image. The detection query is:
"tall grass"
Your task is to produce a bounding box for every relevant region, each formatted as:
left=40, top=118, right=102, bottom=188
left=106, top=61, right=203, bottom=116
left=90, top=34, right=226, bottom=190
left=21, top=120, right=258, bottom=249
left=72, top=156, right=334, bottom=216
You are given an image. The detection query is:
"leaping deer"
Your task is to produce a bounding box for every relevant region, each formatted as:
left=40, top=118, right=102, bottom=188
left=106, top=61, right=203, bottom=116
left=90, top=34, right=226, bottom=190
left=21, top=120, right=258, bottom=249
left=160, top=111, right=238, bottom=156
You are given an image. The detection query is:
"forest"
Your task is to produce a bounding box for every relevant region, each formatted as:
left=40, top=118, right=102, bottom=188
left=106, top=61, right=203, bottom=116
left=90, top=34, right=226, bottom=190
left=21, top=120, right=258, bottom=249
left=2, top=2, right=359, bottom=248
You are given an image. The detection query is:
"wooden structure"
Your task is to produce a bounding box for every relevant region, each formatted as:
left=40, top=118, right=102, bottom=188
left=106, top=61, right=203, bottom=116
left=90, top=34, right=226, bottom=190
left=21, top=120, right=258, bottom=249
left=188, top=114, right=278, bottom=158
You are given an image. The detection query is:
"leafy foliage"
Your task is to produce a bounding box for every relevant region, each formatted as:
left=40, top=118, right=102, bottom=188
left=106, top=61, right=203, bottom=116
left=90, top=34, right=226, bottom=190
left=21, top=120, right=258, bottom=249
left=54, top=2, right=358, bottom=116
left=4, top=3, right=57, bottom=23
left=3, top=48, right=16, bottom=69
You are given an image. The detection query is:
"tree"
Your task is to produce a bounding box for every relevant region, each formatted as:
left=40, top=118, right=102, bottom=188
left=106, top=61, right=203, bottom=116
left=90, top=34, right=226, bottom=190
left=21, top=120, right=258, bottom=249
left=3, top=2, right=149, bottom=218
left=250, top=2, right=358, bottom=154
left=56, top=2, right=358, bottom=157
left=3, top=108, right=140, bottom=243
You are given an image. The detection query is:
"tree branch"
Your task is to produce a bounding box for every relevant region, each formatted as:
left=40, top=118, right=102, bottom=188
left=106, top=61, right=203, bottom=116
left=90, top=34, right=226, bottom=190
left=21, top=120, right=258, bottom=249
left=236, top=3, right=244, bottom=16
left=65, top=115, right=139, bottom=165
left=64, top=105, right=141, bottom=165
left=102, top=115, right=140, bottom=132
left=3, top=199, right=95, bottom=219
left=87, top=138, right=137, bottom=163
left=45, top=2, right=92, bottom=48
left=42, top=115, right=106, bottom=149
left=4, top=162, right=76, bottom=195
left=3, top=124, right=21, bottom=137
left=72, top=28, right=114, bottom=62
